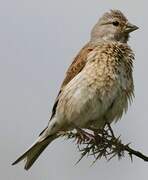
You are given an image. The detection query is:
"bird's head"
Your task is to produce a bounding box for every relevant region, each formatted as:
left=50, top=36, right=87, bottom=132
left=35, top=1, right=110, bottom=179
left=91, top=10, right=139, bottom=43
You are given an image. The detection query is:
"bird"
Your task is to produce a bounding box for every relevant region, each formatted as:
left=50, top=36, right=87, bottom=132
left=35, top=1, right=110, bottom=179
left=12, top=9, right=139, bottom=170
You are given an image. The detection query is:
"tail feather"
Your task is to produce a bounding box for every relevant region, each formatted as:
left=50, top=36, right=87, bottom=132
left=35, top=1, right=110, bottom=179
left=12, top=135, right=57, bottom=170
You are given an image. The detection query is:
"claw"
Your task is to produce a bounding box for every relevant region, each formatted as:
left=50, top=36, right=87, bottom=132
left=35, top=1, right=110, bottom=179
left=75, top=128, right=95, bottom=144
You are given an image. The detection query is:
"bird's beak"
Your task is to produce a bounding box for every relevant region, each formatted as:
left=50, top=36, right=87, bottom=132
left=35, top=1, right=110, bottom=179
left=125, top=22, right=139, bottom=33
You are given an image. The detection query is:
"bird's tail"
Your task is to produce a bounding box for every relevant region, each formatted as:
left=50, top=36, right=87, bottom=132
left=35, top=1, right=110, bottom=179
left=12, top=133, right=57, bottom=170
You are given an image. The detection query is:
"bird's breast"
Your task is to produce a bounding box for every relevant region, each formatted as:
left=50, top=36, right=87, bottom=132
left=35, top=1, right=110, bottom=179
left=56, top=52, right=133, bottom=129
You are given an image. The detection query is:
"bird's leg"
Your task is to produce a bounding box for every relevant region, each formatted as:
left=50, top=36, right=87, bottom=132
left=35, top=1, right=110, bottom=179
left=106, top=122, right=115, bottom=137
left=89, top=125, right=109, bottom=144
left=75, top=127, right=95, bottom=144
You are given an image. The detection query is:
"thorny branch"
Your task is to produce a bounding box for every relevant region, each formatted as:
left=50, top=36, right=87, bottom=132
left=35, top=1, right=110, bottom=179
left=62, top=123, right=148, bottom=164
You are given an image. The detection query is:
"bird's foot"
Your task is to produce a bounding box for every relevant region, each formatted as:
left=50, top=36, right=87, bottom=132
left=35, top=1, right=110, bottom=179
left=75, top=128, right=95, bottom=144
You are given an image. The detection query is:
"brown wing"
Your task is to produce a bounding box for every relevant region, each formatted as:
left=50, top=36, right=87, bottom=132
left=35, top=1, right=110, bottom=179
left=60, top=43, right=94, bottom=88
left=50, top=42, right=95, bottom=119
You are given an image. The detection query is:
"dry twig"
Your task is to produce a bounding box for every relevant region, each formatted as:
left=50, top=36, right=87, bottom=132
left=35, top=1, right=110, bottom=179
left=63, top=123, right=148, bottom=164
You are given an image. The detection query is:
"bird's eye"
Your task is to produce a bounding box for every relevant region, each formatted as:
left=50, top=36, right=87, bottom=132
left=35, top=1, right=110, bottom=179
left=112, top=21, right=119, bottom=26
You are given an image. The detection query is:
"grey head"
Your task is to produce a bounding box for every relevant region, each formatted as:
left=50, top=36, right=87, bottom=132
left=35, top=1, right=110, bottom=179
left=91, top=10, right=139, bottom=43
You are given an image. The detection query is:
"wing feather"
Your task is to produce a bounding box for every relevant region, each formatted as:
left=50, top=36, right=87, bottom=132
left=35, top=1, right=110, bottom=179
left=50, top=43, right=95, bottom=119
